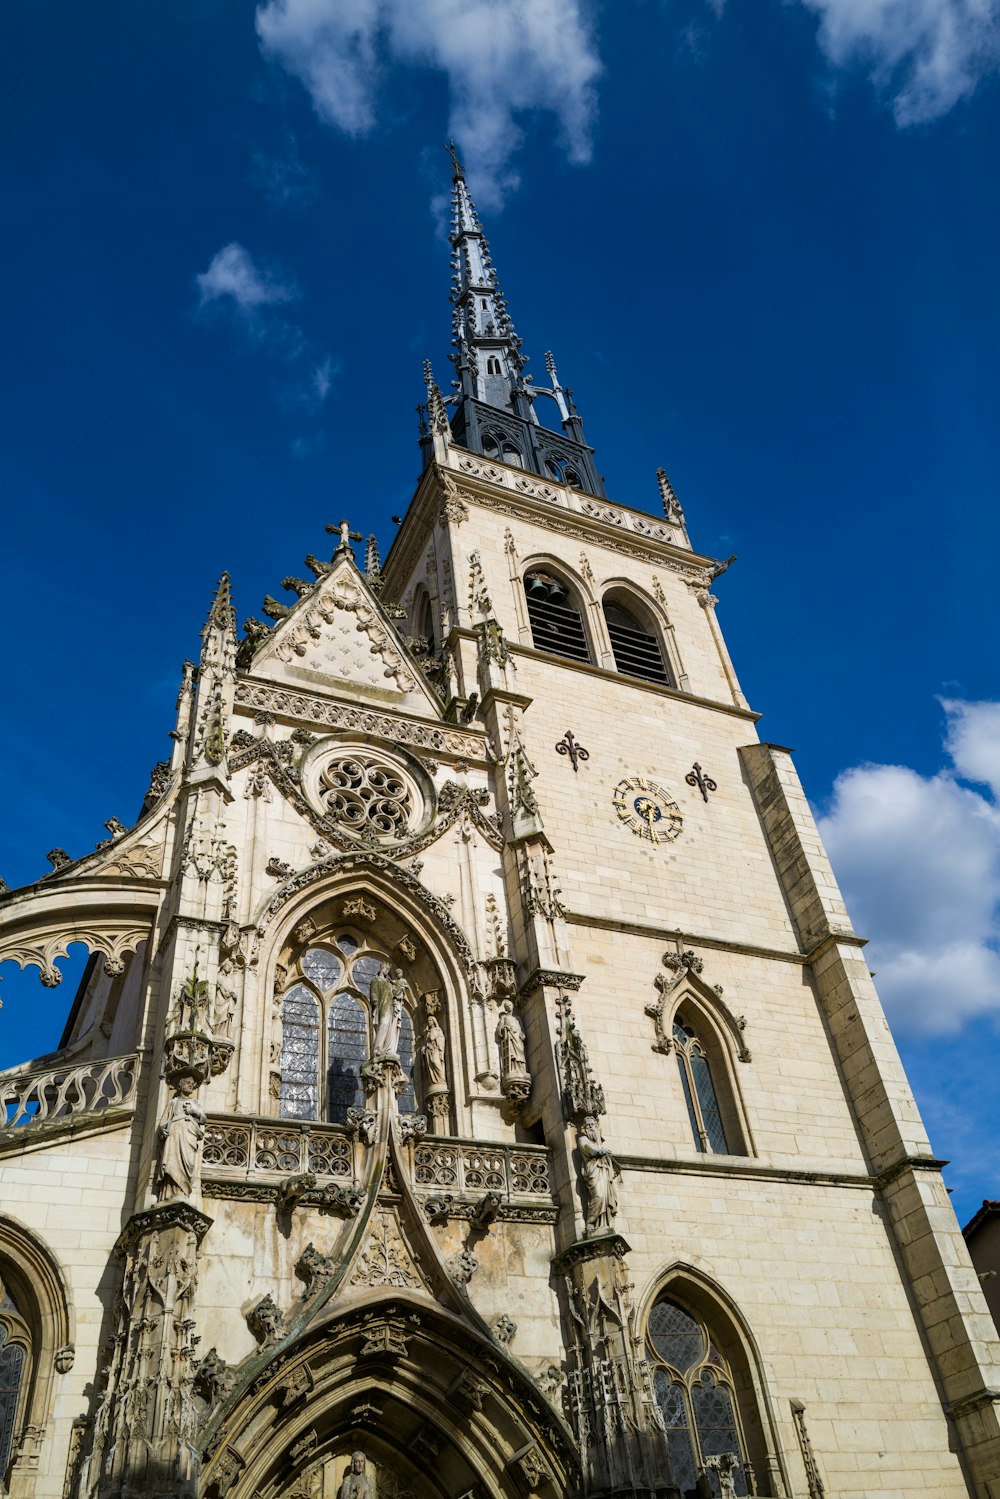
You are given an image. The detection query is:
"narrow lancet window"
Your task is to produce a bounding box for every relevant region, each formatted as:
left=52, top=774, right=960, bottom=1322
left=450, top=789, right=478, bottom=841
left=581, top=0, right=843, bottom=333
left=648, top=1297, right=751, bottom=1497
left=673, top=1020, right=731, bottom=1154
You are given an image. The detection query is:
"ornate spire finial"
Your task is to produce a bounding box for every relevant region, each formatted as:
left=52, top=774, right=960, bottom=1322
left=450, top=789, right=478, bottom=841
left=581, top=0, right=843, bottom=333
left=446, top=139, right=464, bottom=181
left=204, top=571, right=236, bottom=635
left=365, top=535, right=383, bottom=593
left=656, top=467, right=684, bottom=522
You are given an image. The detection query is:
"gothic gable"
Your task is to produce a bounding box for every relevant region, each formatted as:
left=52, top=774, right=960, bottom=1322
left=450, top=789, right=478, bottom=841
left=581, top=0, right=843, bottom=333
left=246, top=555, right=444, bottom=716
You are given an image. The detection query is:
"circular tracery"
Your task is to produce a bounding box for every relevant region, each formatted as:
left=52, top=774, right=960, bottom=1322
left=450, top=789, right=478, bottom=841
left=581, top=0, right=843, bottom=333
left=318, top=756, right=414, bottom=839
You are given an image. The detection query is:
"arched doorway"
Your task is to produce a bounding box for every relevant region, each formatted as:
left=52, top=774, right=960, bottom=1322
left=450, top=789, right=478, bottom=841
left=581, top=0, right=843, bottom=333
left=201, top=1295, right=579, bottom=1499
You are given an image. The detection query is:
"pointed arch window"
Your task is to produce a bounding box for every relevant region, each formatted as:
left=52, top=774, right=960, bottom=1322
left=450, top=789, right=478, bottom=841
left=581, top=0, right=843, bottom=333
left=277, top=934, right=420, bottom=1122
left=648, top=1297, right=751, bottom=1497
left=524, top=569, right=591, bottom=664
left=603, top=591, right=675, bottom=687
left=673, top=1019, right=731, bottom=1154
left=0, top=1283, right=30, bottom=1484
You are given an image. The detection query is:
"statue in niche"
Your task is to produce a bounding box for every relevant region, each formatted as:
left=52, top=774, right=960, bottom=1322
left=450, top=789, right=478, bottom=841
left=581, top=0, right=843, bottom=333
left=157, top=1073, right=207, bottom=1201
left=339, top=1452, right=377, bottom=1499
left=213, top=956, right=238, bottom=1036
left=371, top=962, right=401, bottom=1057
left=420, top=1011, right=447, bottom=1091
left=577, top=1114, right=620, bottom=1236
left=495, top=999, right=527, bottom=1077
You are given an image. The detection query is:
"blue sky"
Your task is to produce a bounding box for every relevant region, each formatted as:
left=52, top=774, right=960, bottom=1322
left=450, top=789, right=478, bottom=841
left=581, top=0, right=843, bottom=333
left=1, top=0, right=998, bottom=1224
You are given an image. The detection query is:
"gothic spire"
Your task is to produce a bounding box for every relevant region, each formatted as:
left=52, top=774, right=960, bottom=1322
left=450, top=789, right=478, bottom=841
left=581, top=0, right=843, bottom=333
left=436, top=144, right=606, bottom=498
left=448, top=143, right=528, bottom=411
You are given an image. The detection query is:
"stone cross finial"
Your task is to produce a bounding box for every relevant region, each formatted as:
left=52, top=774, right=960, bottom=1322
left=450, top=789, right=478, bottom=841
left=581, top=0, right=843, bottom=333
left=326, top=519, right=363, bottom=556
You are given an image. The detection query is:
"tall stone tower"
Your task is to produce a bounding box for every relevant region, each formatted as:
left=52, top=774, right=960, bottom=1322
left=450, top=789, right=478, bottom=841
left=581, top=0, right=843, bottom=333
left=1, top=153, right=998, bottom=1499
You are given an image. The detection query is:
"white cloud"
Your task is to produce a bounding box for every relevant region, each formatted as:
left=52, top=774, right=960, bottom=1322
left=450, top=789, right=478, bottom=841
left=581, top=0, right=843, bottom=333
left=798, top=0, right=1000, bottom=125
left=196, top=242, right=295, bottom=314
left=194, top=243, right=337, bottom=420
left=817, top=701, right=1000, bottom=1035
left=255, top=0, right=601, bottom=208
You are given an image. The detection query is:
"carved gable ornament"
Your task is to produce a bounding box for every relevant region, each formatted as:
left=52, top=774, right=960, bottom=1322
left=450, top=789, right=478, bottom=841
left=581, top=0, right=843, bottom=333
left=249, top=557, right=445, bottom=714
left=645, top=948, right=750, bottom=1062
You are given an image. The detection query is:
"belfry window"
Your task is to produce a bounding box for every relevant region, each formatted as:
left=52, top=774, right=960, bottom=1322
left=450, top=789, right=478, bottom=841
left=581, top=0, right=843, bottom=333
left=648, top=1297, right=751, bottom=1498
left=524, top=569, right=591, bottom=664
left=278, top=935, right=417, bottom=1121
left=0, top=1281, right=30, bottom=1484
left=673, top=1019, right=730, bottom=1154
left=486, top=356, right=501, bottom=375
left=603, top=592, right=674, bottom=687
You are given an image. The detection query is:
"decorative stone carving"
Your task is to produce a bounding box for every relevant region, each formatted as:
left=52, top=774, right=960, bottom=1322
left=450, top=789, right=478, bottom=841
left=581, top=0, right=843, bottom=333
left=359, top=1316, right=411, bottom=1361
left=212, top=958, right=239, bottom=1037
left=350, top=1210, right=421, bottom=1289
left=54, top=1343, right=75, bottom=1373
left=704, top=1452, right=741, bottom=1497
left=511, top=1443, right=554, bottom=1493
left=193, top=1346, right=235, bottom=1406
left=277, top=1172, right=317, bottom=1213
left=274, top=1364, right=313, bottom=1408
left=576, top=1115, right=620, bottom=1236
left=157, top=1075, right=207, bottom=1203
left=266, top=856, right=293, bottom=878
left=556, top=993, right=606, bottom=1120
left=297, top=1242, right=336, bottom=1299
left=1, top=1054, right=137, bottom=1134
left=496, top=999, right=531, bottom=1107
left=346, top=1106, right=378, bottom=1146
left=646, top=947, right=752, bottom=1062
left=451, top=1370, right=489, bottom=1412
left=338, top=1451, right=376, bottom=1499
left=493, top=1312, right=517, bottom=1346
left=247, top=1294, right=284, bottom=1346
left=84, top=1202, right=213, bottom=1498
left=397, top=1113, right=427, bottom=1145
left=447, top=1247, right=479, bottom=1286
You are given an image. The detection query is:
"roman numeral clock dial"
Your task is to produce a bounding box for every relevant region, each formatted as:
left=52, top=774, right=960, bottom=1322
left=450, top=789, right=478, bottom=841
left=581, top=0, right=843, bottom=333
left=612, top=776, right=684, bottom=844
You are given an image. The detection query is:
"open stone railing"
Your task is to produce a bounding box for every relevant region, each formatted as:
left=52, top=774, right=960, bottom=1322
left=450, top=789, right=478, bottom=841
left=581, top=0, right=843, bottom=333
left=203, top=1114, right=554, bottom=1207
left=1, top=1052, right=139, bottom=1131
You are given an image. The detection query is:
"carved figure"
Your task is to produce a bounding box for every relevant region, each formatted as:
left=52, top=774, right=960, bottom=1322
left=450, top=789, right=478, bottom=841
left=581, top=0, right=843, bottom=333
left=157, top=1074, right=206, bottom=1201
left=194, top=1346, right=234, bottom=1405
left=213, top=957, right=238, bottom=1036
left=371, top=963, right=400, bottom=1057
left=420, top=1012, right=447, bottom=1090
left=339, top=1451, right=376, bottom=1499
left=495, top=999, right=527, bottom=1076
left=247, top=1293, right=284, bottom=1346
left=577, top=1115, right=619, bottom=1235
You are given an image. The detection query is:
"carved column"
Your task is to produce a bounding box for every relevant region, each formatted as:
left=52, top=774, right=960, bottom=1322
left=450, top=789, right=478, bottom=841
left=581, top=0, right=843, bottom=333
left=85, top=1201, right=213, bottom=1499
left=554, top=1238, right=676, bottom=1499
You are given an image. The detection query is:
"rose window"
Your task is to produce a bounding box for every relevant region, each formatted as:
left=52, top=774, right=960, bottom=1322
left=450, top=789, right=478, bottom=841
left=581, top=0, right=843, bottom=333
left=318, top=755, right=414, bottom=839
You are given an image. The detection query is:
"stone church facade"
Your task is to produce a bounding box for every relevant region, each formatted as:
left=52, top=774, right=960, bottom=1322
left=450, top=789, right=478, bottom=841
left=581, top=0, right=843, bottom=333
left=2, top=158, right=999, bottom=1499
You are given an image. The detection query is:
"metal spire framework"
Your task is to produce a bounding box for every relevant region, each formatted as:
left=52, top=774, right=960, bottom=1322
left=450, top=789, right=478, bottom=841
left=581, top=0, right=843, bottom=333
left=426, top=143, right=606, bottom=498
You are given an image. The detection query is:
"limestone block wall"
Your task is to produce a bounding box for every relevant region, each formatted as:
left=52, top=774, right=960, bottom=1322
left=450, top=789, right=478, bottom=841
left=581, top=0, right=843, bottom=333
left=0, top=1127, right=136, bottom=1499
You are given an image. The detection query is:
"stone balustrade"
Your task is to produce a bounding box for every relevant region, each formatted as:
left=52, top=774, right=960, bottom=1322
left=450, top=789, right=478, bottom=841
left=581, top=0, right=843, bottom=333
left=202, top=1113, right=554, bottom=1208
left=0, top=1052, right=139, bottom=1131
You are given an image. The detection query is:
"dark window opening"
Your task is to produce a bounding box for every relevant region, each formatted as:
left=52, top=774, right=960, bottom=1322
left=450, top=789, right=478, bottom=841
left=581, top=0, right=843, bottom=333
left=524, top=570, right=591, bottom=664
left=603, top=597, right=674, bottom=687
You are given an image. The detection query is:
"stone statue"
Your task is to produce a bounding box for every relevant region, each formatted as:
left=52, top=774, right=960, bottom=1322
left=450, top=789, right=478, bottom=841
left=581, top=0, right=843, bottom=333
left=495, top=999, right=527, bottom=1076
left=212, top=957, right=238, bottom=1037
left=371, top=962, right=400, bottom=1057
left=577, top=1115, right=619, bottom=1236
left=339, top=1451, right=376, bottom=1499
left=158, top=1074, right=207, bottom=1201
left=420, top=1012, right=447, bottom=1090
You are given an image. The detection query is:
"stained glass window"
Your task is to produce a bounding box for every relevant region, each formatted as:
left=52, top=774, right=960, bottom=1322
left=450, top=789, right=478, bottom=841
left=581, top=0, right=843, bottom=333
left=327, top=993, right=366, bottom=1121
left=274, top=929, right=429, bottom=1122
left=648, top=1297, right=750, bottom=1499
left=279, top=986, right=321, bottom=1120
left=673, top=1020, right=732, bottom=1155
left=0, top=1317, right=27, bottom=1483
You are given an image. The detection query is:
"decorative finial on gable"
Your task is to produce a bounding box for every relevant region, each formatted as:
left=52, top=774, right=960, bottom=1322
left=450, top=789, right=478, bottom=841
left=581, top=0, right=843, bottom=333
left=325, top=519, right=363, bottom=558
left=656, top=467, right=684, bottom=522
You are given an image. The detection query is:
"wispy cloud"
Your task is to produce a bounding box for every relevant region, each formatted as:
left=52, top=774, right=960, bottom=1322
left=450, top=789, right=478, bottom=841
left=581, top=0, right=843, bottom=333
left=250, top=128, right=320, bottom=209
left=254, top=0, right=602, bottom=209
left=797, top=0, right=1000, bottom=125
left=194, top=242, right=337, bottom=424
left=818, top=699, right=1000, bottom=1036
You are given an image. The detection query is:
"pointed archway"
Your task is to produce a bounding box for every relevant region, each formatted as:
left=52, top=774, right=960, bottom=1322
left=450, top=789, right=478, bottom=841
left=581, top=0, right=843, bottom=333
left=200, top=1292, right=579, bottom=1499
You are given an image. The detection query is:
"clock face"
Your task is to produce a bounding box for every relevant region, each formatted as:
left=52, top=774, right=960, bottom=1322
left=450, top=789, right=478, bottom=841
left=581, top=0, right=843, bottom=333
left=613, top=776, right=684, bottom=844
